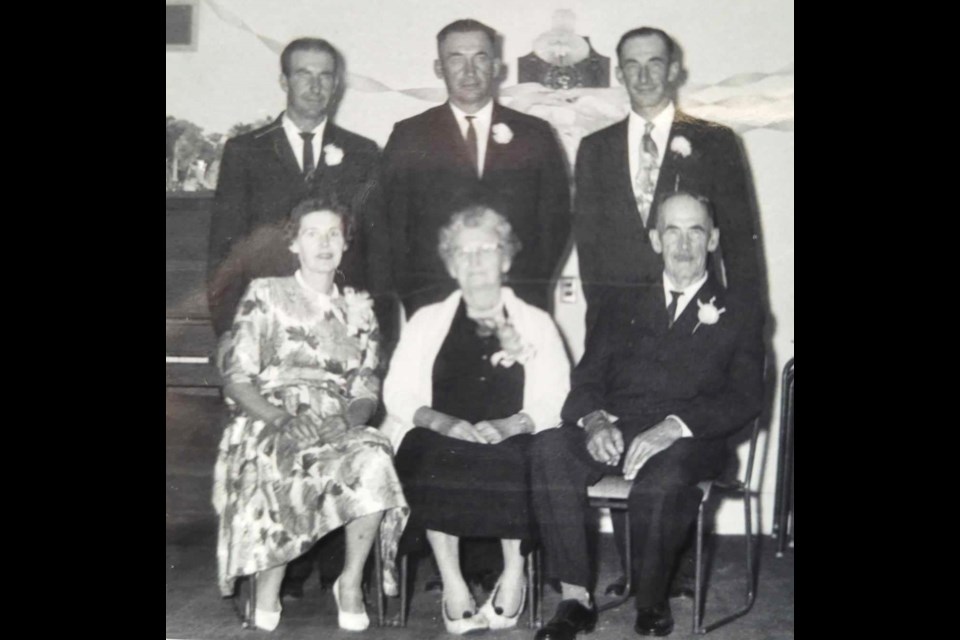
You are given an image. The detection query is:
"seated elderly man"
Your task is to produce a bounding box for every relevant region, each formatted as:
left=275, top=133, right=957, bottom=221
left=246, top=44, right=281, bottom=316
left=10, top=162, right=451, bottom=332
left=531, top=191, right=764, bottom=639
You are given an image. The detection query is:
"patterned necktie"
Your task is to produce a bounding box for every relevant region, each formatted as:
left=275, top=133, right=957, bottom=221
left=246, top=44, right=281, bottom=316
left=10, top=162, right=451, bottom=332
left=465, top=115, right=479, bottom=175
left=300, top=132, right=315, bottom=179
left=635, top=122, right=659, bottom=226
left=666, top=290, right=683, bottom=328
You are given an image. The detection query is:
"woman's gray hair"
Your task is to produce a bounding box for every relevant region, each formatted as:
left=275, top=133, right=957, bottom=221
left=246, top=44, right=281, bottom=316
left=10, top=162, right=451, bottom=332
left=438, top=205, right=522, bottom=262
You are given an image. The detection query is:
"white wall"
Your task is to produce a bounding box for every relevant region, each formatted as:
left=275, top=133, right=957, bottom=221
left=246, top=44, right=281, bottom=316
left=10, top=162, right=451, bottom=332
left=167, top=0, right=794, bottom=534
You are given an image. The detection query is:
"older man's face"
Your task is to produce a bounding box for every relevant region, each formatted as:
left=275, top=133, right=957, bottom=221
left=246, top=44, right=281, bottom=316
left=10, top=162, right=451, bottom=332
left=435, top=31, right=500, bottom=111
left=280, top=49, right=338, bottom=126
left=616, top=34, right=679, bottom=116
left=650, top=195, right=719, bottom=285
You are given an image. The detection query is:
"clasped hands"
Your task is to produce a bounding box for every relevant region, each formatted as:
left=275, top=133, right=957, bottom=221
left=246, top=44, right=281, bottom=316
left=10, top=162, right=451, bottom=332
left=416, top=407, right=532, bottom=444
left=584, top=412, right=684, bottom=480
left=261, top=397, right=377, bottom=445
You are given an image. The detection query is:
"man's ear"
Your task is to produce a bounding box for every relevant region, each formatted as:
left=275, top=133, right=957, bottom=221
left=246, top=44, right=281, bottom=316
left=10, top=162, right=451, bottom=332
left=279, top=73, right=290, bottom=94
left=667, top=60, right=680, bottom=84
left=615, top=65, right=625, bottom=86
left=649, top=229, right=663, bottom=254
left=500, top=255, right=512, bottom=274
left=707, top=227, right=720, bottom=253
left=434, top=59, right=444, bottom=79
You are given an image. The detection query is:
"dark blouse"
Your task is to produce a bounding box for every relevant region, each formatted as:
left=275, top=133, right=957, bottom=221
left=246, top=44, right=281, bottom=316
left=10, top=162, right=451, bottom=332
left=431, top=300, right=524, bottom=423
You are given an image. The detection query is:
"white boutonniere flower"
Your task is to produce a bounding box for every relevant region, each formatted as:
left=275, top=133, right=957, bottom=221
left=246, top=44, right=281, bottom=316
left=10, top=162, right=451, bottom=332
left=323, top=143, right=344, bottom=166
left=692, top=296, right=726, bottom=334
left=670, top=136, right=692, bottom=158
left=491, top=123, right=514, bottom=144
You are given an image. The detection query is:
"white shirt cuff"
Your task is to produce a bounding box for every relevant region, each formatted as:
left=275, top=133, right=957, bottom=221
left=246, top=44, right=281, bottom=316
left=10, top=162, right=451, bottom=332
left=666, top=414, right=693, bottom=437
left=577, top=409, right=620, bottom=428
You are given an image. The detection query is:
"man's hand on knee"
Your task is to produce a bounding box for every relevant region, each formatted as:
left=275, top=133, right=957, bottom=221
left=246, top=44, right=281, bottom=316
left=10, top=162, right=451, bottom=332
left=622, top=419, right=684, bottom=480
left=584, top=413, right=624, bottom=465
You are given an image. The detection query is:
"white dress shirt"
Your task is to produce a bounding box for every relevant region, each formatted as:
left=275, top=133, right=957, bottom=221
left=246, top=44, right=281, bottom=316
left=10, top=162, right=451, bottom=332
left=449, top=100, right=494, bottom=178
left=627, top=101, right=675, bottom=201
left=663, top=269, right=708, bottom=324
left=282, top=114, right=327, bottom=171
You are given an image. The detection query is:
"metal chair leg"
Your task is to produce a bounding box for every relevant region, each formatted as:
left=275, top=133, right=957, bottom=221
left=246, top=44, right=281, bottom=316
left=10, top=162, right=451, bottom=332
left=239, top=573, right=257, bottom=630
left=598, top=509, right=632, bottom=612
left=526, top=547, right=542, bottom=628
left=694, top=499, right=706, bottom=634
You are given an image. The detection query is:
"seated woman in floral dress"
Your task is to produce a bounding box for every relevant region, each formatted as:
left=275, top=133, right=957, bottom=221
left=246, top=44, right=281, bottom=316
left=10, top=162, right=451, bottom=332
left=212, top=197, right=408, bottom=632
left=382, top=205, right=570, bottom=634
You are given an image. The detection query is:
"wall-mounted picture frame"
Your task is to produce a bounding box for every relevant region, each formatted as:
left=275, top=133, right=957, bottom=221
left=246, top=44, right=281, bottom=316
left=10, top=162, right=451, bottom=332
left=166, top=0, right=199, bottom=52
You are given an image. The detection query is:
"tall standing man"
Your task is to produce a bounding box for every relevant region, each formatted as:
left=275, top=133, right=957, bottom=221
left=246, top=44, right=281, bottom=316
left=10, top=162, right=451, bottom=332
left=574, top=27, right=761, bottom=330
left=531, top=192, right=764, bottom=639
left=208, top=38, right=390, bottom=341
left=207, top=37, right=390, bottom=598
left=382, top=19, right=571, bottom=316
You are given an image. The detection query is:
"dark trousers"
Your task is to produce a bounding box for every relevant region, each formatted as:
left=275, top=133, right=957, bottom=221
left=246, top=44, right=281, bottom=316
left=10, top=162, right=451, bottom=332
left=530, top=425, right=725, bottom=608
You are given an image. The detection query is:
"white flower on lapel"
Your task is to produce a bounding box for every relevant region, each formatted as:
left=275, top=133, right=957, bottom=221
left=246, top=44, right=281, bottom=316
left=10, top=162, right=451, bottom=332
left=323, top=143, right=344, bottom=166
left=692, top=296, right=726, bottom=334
left=491, top=123, right=514, bottom=144
left=670, top=136, right=692, bottom=158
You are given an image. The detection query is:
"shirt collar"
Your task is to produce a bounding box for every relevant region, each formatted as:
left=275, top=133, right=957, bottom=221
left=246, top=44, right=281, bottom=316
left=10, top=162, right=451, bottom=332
left=449, top=100, right=494, bottom=127
left=282, top=112, right=327, bottom=141
left=629, top=101, right=675, bottom=133
left=662, top=269, right=708, bottom=301
left=294, top=270, right=340, bottom=301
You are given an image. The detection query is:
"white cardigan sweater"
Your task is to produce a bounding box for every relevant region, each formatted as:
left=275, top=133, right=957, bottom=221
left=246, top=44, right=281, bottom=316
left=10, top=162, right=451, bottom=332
left=381, top=288, right=571, bottom=452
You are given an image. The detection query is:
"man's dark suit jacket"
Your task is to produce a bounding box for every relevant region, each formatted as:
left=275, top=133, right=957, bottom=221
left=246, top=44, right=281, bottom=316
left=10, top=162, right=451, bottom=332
left=574, top=111, right=761, bottom=322
left=207, top=115, right=389, bottom=337
left=562, top=275, right=764, bottom=444
left=381, top=102, right=571, bottom=315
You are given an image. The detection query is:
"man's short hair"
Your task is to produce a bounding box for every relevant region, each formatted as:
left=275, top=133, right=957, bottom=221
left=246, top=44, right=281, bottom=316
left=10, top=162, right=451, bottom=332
left=653, top=190, right=716, bottom=228
left=436, top=19, right=498, bottom=54
left=280, top=38, right=341, bottom=76
left=616, top=27, right=677, bottom=64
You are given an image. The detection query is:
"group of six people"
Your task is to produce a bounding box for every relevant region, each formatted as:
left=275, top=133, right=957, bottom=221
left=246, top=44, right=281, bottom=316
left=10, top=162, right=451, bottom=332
left=207, top=17, right=764, bottom=640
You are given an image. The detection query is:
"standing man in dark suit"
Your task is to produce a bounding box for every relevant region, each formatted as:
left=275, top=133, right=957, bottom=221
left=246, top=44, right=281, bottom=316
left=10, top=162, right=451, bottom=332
left=531, top=192, right=764, bottom=639
left=208, top=38, right=390, bottom=340
left=575, top=27, right=761, bottom=330
left=382, top=19, right=571, bottom=316
left=207, top=37, right=389, bottom=599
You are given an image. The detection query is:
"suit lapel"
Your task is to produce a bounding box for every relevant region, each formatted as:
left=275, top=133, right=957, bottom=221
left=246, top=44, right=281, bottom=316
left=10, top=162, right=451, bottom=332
left=610, top=119, right=651, bottom=245
left=268, top=117, right=303, bottom=180
left=483, top=103, right=504, bottom=179
left=438, top=104, right=478, bottom=175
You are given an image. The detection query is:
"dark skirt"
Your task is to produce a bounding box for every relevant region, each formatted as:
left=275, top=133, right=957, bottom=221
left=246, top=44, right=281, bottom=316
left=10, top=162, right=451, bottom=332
left=395, top=427, right=535, bottom=553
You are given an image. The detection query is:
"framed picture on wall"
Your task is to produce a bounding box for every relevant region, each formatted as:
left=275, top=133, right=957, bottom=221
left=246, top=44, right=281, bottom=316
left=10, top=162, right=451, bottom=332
left=166, top=0, right=199, bottom=52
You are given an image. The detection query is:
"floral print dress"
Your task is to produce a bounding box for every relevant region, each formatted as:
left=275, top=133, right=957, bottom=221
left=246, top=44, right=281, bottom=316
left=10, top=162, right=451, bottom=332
left=212, top=275, right=408, bottom=597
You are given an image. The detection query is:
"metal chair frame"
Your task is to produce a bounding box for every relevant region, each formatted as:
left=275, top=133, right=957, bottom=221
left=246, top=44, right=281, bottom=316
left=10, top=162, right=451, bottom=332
left=771, top=358, right=794, bottom=557
left=584, top=417, right=762, bottom=634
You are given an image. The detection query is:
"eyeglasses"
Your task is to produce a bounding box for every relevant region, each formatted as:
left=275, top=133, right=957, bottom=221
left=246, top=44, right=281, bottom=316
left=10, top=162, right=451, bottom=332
left=451, top=243, right=503, bottom=261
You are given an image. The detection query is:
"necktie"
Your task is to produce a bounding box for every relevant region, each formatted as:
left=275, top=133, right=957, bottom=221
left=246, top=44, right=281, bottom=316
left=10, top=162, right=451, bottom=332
left=666, top=290, right=683, bottom=328
left=300, top=132, right=315, bottom=179
left=465, top=115, right=479, bottom=175
left=635, top=122, right=659, bottom=226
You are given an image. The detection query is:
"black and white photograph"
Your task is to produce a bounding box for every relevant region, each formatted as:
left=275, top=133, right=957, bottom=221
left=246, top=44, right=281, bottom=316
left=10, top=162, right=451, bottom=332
left=166, top=1, right=794, bottom=638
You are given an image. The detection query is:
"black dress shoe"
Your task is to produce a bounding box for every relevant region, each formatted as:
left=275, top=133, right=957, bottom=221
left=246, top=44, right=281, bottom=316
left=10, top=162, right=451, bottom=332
left=634, top=601, right=674, bottom=637
left=535, top=599, right=598, bottom=640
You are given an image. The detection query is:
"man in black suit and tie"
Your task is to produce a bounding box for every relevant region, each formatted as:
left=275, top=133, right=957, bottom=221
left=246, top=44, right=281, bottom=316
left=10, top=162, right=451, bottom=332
left=382, top=19, right=571, bottom=316
left=207, top=37, right=388, bottom=599
left=208, top=38, right=389, bottom=340
left=575, top=27, right=761, bottom=331
left=531, top=192, right=764, bottom=638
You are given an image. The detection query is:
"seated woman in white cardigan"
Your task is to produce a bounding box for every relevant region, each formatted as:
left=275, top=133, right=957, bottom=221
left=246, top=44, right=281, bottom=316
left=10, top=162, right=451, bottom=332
left=381, top=205, right=570, bottom=634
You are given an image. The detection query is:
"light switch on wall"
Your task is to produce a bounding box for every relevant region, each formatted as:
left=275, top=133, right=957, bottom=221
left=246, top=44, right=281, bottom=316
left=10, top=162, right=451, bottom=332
left=559, top=277, right=578, bottom=304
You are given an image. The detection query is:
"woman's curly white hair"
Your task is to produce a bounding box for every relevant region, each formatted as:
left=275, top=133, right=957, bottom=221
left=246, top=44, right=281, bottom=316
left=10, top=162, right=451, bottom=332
left=438, top=205, right=522, bottom=263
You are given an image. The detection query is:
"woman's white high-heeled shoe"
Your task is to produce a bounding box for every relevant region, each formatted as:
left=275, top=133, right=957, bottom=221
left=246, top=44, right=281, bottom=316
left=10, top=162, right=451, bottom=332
left=442, top=596, right=489, bottom=635
left=332, top=577, right=370, bottom=631
left=252, top=606, right=282, bottom=632
left=479, top=577, right=526, bottom=630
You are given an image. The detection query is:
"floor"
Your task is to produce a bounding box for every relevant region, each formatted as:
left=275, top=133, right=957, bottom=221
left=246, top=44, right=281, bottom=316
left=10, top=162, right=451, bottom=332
left=166, top=391, right=794, bottom=640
